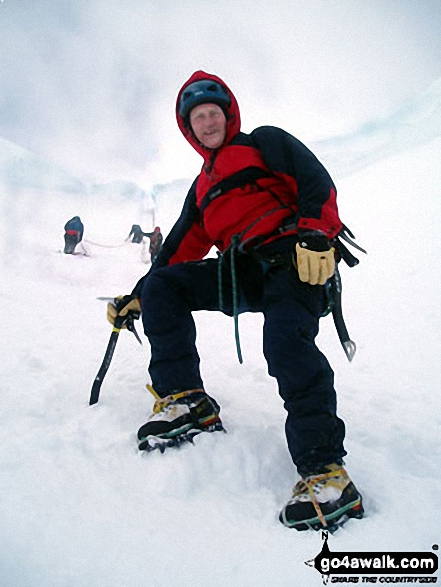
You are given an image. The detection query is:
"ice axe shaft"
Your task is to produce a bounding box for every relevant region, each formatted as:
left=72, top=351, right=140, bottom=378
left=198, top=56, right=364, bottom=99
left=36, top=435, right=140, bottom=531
left=89, top=315, right=125, bottom=406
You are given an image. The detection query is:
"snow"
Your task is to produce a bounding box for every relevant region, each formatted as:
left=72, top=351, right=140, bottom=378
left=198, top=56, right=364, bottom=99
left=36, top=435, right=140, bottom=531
left=1, top=96, right=441, bottom=586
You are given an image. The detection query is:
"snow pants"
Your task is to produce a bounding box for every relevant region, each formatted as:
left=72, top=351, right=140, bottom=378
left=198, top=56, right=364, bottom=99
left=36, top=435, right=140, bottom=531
left=140, top=237, right=346, bottom=474
left=64, top=231, right=81, bottom=254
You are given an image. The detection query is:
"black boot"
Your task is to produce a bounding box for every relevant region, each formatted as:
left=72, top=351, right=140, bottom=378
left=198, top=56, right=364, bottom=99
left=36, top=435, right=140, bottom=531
left=138, top=389, right=224, bottom=452
left=279, top=463, right=364, bottom=530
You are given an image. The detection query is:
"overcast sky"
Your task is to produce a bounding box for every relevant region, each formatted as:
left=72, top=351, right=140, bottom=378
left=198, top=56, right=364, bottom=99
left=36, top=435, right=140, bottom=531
left=1, top=0, right=440, bottom=188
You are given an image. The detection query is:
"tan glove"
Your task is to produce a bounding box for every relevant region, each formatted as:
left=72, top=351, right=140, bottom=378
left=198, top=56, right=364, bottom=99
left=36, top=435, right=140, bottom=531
left=107, top=295, right=141, bottom=327
left=295, top=243, right=335, bottom=285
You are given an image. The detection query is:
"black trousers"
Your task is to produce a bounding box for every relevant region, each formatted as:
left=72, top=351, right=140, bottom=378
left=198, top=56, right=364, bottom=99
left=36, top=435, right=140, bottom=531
left=140, top=237, right=346, bottom=474
left=63, top=233, right=80, bottom=254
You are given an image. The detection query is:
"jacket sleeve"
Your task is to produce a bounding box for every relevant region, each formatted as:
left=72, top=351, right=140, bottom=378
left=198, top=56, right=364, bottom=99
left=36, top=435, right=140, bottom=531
left=131, top=178, right=212, bottom=296
left=251, top=126, right=342, bottom=238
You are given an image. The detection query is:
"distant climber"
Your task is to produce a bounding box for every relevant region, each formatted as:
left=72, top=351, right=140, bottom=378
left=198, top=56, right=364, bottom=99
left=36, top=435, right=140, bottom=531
left=64, top=216, right=84, bottom=254
left=143, top=227, right=163, bottom=263
left=126, top=224, right=145, bottom=244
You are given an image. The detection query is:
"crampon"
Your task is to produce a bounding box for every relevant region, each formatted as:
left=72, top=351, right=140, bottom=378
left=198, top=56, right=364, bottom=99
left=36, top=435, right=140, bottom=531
left=138, top=421, right=226, bottom=453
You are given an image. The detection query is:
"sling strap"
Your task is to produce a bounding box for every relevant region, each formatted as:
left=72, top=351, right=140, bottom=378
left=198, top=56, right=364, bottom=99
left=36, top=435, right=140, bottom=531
left=199, top=166, right=274, bottom=216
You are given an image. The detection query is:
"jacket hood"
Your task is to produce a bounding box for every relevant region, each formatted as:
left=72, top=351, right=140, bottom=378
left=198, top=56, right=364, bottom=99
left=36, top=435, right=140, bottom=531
left=176, top=71, right=241, bottom=161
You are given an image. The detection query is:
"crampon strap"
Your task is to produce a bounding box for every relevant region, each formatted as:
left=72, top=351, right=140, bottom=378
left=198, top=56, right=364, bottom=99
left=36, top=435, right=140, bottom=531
left=300, top=467, right=346, bottom=529
left=149, top=388, right=205, bottom=413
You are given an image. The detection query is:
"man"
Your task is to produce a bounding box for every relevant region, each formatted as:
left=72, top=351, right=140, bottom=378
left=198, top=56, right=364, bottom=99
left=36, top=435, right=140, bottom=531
left=107, top=71, right=363, bottom=531
left=63, top=216, right=84, bottom=254
left=143, top=226, right=163, bottom=263
left=126, top=224, right=145, bottom=244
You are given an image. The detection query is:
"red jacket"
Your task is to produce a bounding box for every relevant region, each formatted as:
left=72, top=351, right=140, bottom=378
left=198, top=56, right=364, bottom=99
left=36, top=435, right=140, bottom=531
left=146, top=71, right=342, bottom=270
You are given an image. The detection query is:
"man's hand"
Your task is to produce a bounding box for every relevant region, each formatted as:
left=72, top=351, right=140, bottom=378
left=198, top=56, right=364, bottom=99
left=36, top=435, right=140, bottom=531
left=295, top=231, right=335, bottom=285
left=107, top=295, right=141, bottom=327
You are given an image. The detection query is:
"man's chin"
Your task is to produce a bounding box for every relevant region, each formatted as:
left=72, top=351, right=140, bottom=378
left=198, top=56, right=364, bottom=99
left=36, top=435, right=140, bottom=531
left=202, top=137, right=223, bottom=149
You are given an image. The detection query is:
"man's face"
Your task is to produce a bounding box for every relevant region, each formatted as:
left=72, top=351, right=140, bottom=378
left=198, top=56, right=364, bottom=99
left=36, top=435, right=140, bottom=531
left=189, top=103, right=227, bottom=149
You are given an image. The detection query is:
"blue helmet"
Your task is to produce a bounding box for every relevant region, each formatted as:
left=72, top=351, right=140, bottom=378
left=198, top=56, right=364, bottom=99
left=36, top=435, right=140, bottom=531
left=178, top=79, right=231, bottom=122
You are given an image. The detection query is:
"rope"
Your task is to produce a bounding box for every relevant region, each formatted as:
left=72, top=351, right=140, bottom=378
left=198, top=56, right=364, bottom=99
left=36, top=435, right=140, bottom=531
left=83, top=238, right=131, bottom=249
left=216, top=240, right=243, bottom=364
left=217, top=252, right=224, bottom=311
left=230, top=237, right=243, bottom=364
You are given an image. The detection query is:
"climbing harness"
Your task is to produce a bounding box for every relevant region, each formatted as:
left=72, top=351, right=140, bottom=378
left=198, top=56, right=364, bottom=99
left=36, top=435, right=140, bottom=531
left=216, top=225, right=366, bottom=364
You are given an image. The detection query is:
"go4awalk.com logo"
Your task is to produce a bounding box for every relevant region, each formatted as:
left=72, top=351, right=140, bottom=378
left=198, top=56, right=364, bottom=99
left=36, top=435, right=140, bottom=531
left=305, top=532, right=439, bottom=584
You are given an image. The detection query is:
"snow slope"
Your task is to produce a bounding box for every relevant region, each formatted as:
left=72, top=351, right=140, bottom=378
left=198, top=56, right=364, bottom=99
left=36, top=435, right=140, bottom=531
left=312, top=75, right=441, bottom=181
left=1, top=129, right=440, bottom=585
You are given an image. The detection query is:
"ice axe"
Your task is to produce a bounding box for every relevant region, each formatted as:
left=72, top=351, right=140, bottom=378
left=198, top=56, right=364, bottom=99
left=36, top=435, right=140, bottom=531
left=89, top=302, right=142, bottom=406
